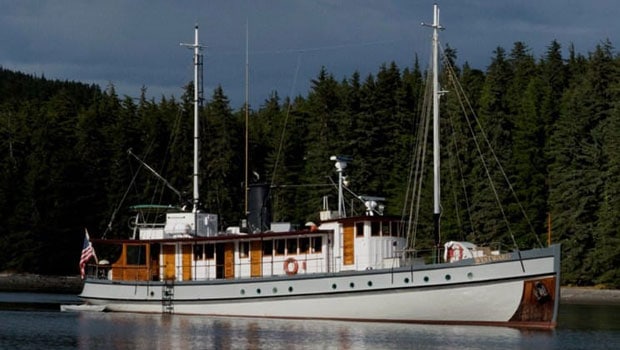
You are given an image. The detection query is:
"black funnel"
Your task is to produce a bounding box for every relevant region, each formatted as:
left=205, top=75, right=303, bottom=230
left=248, top=183, right=271, bottom=233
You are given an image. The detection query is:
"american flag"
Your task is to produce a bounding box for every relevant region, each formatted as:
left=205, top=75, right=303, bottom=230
left=80, top=229, right=98, bottom=279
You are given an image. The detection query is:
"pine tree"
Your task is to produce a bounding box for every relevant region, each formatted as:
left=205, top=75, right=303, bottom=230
left=549, top=41, right=615, bottom=284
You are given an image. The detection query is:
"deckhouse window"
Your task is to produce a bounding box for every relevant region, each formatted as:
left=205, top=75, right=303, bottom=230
left=392, top=221, right=404, bottom=237
left=355, top=222, right=364, bottom=237
left=275, top=239, right=285, bottom=255
left=239, top=241, right=249, bottom=258
left=299, top=237, right=310, bottom=254
left=205, top=244, right=215, bottom=260
left=382, top=221, right=392, bottom=236
left=371, top=222, right=380, bottom=236
left=262, top=240, right=273, bottom=256
left=311, top=236, right=322, bottom=253
left=126, top=245, right=147, bottom=265
left=194, top=244, right=204, bottom=260
left=287, top=238, right=298, bottom=255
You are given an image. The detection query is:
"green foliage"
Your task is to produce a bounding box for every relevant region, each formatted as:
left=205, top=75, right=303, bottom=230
left=1, top=38, right=619, bottom=287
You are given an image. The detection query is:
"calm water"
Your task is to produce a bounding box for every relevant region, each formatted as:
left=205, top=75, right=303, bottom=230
left=1, top=292, right=619, bottom=349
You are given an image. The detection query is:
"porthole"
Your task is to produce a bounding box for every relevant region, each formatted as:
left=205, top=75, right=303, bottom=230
left=332, top=283, right=337, bottom=290
left=404, top=277, right=410, bottom=284
left=467, top=272, right=474, bottom=280
left=288, top=286, right=294, bottom=292
left=240, top=289, right=245, bottom=295
left=445, top=274, right=451, bottom=281
left=150, top=291, right=154, bottom=297
left=272, top=287, right=278, bottom=293
left=256, top=288, right=261, bottom=294
left=423, top=276, right=429, bottom=282
left=367, top=281, right=373, bottom=287
left=350, top=282, right=355, bottom=288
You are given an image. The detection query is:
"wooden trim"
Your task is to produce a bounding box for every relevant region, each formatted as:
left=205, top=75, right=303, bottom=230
left=250, top=240, right=262, bottom=277
left=343, top=223, right=354, bottom=265
left=163, top=245, right=176, bottom=280
left=182, top=244, right=192, bottom=281
left=224, top=242, right=235, bottom=279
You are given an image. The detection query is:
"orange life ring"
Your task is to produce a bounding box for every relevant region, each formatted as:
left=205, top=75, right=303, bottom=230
left=284, top=258, right=298, bottom=275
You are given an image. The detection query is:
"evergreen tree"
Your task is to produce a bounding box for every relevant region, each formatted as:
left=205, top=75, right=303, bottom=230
left=203, top=86, right=243, bottom=229
left=549, top=41, right=615, bottom=284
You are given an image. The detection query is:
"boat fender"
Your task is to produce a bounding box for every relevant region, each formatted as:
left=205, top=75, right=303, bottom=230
left=284, top=258, right=298, bottom=275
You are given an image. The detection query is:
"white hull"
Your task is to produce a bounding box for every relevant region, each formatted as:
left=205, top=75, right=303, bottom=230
left=81, top=245, right=560, bottom=327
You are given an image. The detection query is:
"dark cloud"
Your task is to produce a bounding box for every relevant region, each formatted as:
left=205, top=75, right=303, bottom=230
left=1, top=1, right=618, bottom=108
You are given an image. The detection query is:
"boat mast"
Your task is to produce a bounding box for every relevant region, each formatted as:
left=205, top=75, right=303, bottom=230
left=244, top=21, right=250, bottom=217
left=424, top=4, right=443, bottom=257
left=181, top=25, right=204, bottom=213
left=432, top=5, right=441, bottom=250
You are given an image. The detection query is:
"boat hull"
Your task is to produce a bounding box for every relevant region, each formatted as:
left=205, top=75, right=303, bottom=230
left=80, top=245, right=560, bottom=328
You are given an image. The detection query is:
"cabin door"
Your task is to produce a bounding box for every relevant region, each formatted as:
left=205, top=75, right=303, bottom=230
left=182, top=244, right=192, bottom=281
left=162, top=245, right=176, bottom=280
left=343, top=223, right=355, bottom=265
left=224, top=242, right=235, bottom=279
left=250, top=241, right=262, bottom=277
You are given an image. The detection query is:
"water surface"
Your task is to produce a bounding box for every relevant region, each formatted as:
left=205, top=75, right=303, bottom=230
left=1, top=292, right=619, bottom=349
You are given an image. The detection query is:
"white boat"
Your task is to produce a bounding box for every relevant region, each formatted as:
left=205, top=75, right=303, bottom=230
left=80, top=6, right=561, bottom=328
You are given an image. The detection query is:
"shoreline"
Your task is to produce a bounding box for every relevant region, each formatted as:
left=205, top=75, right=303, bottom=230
left=0, top=274, right=83, bottom=294
left=560, top=286, right=620, bottom=305
left=1, top=274, right=619, bottom=305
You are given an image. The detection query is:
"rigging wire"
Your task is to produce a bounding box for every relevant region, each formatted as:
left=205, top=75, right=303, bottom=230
left=445, top=108, right=477, bottom=240
left=270, top=52, right=302, bottom=189
left=403, top=65, right=434, bottom=250
left=441, top=44, right=543, bottom=249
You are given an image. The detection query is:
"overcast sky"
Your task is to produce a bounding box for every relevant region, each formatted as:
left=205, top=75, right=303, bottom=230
left=1, top=1, right=618, bottom=109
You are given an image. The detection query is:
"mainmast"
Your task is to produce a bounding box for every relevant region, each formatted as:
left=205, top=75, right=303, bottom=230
left=181, top=25, right=205, bottom=213
left=244, top=21, right=250, bottom=217
left=423, top=4, right=444, bottom=257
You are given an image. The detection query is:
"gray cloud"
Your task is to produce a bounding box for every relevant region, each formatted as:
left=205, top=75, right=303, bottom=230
left=1, top=0, right=618, bottom=108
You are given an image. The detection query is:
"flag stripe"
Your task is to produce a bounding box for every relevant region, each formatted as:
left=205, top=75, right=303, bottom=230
left=80, top=232, right=96, bottom=279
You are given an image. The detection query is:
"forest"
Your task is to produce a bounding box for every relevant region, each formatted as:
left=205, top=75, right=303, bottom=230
left=0, top=38, right=618, bottom=287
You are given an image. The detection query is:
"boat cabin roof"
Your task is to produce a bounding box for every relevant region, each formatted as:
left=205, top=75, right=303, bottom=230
left=92, top=228, right=333, bottom=245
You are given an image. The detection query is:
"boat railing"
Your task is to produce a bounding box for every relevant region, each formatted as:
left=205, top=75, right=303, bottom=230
left=86, top=255, right=329, bottom=282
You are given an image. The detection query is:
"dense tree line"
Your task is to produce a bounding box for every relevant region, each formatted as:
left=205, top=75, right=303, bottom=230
left=0, top=38, right=618, bottom=287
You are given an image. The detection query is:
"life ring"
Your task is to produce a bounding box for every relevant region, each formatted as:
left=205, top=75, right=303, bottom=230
left=284, top=258, right=298, bottom=275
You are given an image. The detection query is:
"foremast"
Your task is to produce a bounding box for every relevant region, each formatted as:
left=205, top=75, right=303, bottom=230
left=181, top=25, right=205, bottom=213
